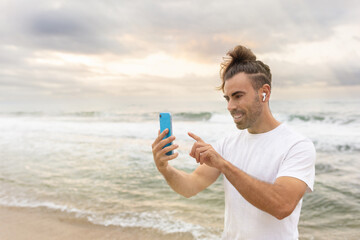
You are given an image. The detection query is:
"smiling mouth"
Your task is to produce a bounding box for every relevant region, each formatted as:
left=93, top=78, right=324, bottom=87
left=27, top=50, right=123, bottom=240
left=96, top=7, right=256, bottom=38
left=233, top=114, right=243, bottom=120
left=231, top=111, right=245, bottom=121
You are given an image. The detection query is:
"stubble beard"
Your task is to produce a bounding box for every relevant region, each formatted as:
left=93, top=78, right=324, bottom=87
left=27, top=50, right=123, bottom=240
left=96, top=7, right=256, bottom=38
left=232, top=95, right=263, bottom=130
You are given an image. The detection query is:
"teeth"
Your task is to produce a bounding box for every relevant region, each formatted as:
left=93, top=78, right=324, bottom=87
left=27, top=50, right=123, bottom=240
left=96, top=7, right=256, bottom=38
left=233, top=114, right=243, bottom=119
left=231, top=111, right=244, bottom=120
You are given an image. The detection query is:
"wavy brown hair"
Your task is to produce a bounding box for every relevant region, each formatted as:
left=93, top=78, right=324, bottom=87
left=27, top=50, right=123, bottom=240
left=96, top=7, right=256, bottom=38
left=218, top=45, right=272, bottom=91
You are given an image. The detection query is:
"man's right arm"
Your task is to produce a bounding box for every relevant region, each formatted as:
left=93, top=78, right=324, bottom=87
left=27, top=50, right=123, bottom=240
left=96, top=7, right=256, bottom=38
left=152, top=129, right=220, bottom=198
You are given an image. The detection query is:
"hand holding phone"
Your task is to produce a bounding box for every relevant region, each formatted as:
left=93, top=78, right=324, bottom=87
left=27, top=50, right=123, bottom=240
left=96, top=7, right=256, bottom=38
left=159, top=112, right=174, bottom=155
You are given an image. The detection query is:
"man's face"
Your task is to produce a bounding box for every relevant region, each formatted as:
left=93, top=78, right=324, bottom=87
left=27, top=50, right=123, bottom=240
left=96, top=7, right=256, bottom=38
left=223, top=73, right=263, bottom=130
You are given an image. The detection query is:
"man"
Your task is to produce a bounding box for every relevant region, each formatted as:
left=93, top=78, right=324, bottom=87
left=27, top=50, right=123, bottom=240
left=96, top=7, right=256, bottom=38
left=151, top=45, right=316, bottom=239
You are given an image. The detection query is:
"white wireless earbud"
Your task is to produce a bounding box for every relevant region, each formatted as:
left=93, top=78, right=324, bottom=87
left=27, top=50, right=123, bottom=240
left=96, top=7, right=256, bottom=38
left=262, top=93, right=266, bottom=102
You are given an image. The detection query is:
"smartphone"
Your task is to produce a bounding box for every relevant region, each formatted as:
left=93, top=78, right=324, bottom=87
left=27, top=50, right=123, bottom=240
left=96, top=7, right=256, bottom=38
left=159, top=112, right=173, bottom=155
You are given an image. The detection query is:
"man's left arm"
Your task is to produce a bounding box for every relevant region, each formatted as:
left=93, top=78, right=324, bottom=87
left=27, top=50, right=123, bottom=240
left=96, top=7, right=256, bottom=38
left=220, top=162, right=307, bottom=220
left=189, top=132, right=314, bottom=220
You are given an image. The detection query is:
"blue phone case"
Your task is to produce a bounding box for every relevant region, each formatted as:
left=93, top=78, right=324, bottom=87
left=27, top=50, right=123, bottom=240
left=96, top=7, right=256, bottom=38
left=159, top=112, right=173, bottom=155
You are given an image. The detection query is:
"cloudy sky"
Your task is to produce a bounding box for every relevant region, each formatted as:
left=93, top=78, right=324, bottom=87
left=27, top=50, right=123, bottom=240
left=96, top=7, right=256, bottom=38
left=1, top=0, right=359, bottom=111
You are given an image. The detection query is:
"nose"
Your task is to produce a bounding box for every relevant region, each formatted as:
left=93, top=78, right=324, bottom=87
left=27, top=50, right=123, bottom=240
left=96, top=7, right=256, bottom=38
left=227, top=99, right=236, bottom=112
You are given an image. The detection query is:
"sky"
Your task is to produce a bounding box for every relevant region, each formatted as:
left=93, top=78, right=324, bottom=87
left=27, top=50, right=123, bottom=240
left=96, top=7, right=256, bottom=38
left=0, top=0, right=360, bottom=111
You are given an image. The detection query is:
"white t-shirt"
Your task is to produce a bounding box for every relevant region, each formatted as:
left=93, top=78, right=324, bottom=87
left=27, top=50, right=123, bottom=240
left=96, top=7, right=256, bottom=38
left=214, top=123, right=316, bottom=240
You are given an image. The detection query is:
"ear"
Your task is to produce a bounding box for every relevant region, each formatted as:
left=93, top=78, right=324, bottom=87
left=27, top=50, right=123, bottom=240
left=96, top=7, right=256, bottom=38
left=260, top=84, right=271, bottom=102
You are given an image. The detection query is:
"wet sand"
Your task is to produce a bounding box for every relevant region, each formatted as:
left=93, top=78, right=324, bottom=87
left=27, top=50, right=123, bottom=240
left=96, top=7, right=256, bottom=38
left=0, top=206, right=194, bottom=240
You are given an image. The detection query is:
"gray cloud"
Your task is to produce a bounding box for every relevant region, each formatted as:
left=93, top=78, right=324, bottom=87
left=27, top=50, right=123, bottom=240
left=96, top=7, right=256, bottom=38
left=0, top=0, right=359, bottom=110
left=3, top=0, right=359, bottom=56
left=333, top=68, right=360, bottom=86
left=30, top=11, right=88, bottom=36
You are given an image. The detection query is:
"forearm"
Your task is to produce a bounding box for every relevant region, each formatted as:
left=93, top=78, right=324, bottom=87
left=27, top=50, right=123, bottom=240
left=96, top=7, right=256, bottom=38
left=220, top=160, right=293, bottom=219
left=159, top=165, right=202, bottom=198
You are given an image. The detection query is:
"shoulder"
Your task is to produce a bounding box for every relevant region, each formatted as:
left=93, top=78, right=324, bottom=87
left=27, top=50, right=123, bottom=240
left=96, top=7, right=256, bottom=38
left=277, top=123, right=304, bottom=138
left=277, top=123, right=314, bottom=147
left=267, top=123, right=316, bottom=162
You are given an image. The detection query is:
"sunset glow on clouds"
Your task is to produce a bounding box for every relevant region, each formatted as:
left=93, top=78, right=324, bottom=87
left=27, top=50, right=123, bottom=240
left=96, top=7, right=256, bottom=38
left=1, top=0, right=359, bottom=110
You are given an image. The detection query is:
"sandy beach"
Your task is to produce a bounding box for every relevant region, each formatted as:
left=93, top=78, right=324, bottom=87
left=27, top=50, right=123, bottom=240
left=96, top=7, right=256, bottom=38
left=0, top=206, right=194, bottom=240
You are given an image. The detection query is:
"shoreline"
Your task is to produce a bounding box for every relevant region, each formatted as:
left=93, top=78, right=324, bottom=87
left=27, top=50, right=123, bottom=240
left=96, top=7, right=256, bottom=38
left=0, top=206, right=194, bottom=240
left=1, top=205, right=360, bottom=240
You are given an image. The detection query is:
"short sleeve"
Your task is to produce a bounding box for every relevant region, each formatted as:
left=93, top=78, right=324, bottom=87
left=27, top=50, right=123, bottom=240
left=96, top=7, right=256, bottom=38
left=276, top=139, right=316, bottom=193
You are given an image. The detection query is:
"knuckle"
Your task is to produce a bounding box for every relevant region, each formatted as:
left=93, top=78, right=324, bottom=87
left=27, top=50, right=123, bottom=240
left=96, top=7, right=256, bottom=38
left=159, top=141, right=167, bottom=148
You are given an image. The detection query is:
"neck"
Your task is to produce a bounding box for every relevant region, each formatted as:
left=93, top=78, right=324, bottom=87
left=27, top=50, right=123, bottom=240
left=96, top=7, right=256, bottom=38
left=247, top=106, right=280, bottom=134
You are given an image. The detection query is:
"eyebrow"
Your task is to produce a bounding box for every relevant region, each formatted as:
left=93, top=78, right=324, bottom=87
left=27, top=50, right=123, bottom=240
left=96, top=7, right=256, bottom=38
left=223, top=90, right=246, bottom=98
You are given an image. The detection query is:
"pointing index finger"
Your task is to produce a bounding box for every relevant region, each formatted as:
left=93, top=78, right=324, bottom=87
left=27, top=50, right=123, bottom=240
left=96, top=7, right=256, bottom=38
left=188, top=132, right=204, bottom=142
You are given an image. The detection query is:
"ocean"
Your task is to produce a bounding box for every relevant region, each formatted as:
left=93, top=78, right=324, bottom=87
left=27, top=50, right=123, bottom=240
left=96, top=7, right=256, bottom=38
left=0, top=99, right=359, bottom=239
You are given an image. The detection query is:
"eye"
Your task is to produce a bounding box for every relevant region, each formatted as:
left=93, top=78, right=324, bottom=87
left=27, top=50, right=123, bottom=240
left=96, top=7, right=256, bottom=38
left=235, top=94, right=243, bottom=99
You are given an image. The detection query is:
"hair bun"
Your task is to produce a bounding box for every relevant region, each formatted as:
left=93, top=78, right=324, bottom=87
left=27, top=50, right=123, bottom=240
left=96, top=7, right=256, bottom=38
left=227, top=45, right=256, bottom=62
left=219, top=44, right=272, bottom=91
